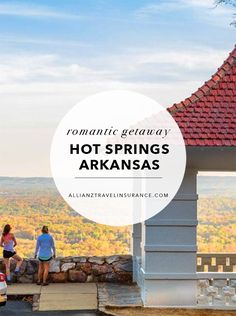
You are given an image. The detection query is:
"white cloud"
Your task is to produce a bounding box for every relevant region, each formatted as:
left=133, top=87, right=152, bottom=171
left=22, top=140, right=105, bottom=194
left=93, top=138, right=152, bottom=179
left=183, top=0, right=215, bottom=8
left=135, top=0, right=215, bottom=17
left=78, top=47, right=228, bottom=86
left=0, top=47, right=228, bottom=86
left=135, top=2, right=182, bottom=17
left=135, top=0, right=235, bottom=27
left=0, top=35, right=90, bottom=48
left=0, top=46, right=228, bottom=105
left=0, top=54, right=110, bottom=84
left=118, top=48, right=227, bottom=71
left=0, top=45, right=229, bottom=176
left=0, top=3, right=82, bottom=19
left=184, top=0, right=235, bottom=26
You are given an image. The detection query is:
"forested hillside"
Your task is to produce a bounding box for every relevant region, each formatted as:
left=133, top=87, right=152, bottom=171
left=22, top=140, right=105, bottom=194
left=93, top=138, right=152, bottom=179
left=0, top=176, right=235, bottom=257
left=197, top=176, right=236, bottom=252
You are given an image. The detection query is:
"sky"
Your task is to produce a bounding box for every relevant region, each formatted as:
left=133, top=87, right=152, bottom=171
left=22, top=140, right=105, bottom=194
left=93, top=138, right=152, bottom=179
left=0, top=0, right=235, bottom=177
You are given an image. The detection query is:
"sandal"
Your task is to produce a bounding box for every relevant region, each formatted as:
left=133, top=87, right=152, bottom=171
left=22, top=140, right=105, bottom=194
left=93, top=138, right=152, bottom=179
left=36, top=281, right=41, bottom=285
left=42, top=282, right=49, bottom=286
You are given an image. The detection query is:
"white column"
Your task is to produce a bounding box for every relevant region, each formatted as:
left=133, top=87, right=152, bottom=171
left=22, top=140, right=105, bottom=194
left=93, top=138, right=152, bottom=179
left=132, top=176, right=142, bottom=283
left=140, top=169, right=198, bottom=306
left=132, top=223, right=142, bottom=283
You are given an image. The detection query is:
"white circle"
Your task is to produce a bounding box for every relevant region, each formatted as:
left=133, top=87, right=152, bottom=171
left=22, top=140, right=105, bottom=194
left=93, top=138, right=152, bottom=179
left=50, top=90, right=186, bottom=226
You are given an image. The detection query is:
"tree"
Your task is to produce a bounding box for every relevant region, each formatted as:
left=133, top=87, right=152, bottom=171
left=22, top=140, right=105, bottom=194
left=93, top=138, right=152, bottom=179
left=216, top=0, right=236, bottom=26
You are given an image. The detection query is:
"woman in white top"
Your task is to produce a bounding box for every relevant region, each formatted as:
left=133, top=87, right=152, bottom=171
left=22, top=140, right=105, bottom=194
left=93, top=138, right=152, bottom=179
left=0, top=224, right=23, bottom=284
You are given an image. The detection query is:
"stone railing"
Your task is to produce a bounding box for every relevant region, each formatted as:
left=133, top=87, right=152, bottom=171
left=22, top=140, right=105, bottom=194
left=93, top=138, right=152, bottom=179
left=0, top=255, right=132, bottom=284
left=197, top=275, right=236, bottom=308
left=197, top=253, right=236, bottom=272
left=197, top=252, right=236, bottom=308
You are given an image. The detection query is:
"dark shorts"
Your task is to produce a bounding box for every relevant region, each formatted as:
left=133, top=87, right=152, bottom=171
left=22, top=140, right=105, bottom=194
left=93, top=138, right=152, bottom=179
left=3, top=250, right=16, bottom=259
left=38, top=257, right=52, bottom=262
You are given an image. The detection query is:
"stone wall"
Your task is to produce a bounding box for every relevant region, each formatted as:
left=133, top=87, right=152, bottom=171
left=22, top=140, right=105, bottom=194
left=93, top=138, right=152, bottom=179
left=0, top=255, right=132, bottom=284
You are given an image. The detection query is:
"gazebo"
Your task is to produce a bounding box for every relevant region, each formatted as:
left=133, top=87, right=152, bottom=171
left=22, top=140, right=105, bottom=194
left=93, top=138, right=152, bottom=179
left=133, top=46, right=236, bottom=307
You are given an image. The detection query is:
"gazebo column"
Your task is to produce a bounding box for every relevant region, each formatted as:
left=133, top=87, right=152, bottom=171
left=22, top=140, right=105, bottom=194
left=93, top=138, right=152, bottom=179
left=132, top=176, right=142, bottom=282
left=132, top=223, right=142, bottom=283
left=140, top=169, right=198, bottom=306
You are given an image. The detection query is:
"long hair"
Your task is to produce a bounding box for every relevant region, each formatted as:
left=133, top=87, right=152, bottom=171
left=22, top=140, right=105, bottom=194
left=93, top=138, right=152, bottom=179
left=2, top=224, right=11, bottom=237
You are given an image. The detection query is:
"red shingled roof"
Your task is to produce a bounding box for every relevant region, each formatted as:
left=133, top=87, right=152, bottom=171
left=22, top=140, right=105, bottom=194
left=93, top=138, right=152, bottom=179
left=168, top=46, right=236, bottom=146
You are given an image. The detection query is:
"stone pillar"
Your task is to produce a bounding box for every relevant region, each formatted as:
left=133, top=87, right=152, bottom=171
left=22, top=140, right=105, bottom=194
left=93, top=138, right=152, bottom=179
left=140, top=169, right=198, bottom=306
